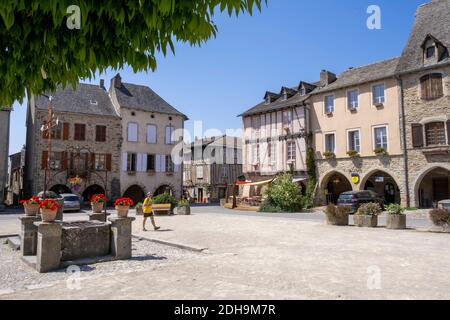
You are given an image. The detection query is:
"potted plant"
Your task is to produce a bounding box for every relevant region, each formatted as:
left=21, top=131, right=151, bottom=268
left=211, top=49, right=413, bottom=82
left=386, top=204, right=406, bottom=230
left=374, top=147, right=388, bottom=156
left=20, top=196, right=41, bottom=216
left=152, top=193, right=178, bottom=215
left=114, top=197, right=134, bottom=218
left=322, top=151, right=336, bottom=160
left=324, top=204, right=350, bottom=226
left=91, top=194, right=106, bottom=213
left=429, top=208, right=450, bottom=232
left=175, top=199, right=191, bottom=215
left=39, top=199, right=62, bottom=222
left=347, top=150, right=360, bottom=158
left=135, top=202, right=144, bottom=215
left=354, top=202, right=381, bottom=227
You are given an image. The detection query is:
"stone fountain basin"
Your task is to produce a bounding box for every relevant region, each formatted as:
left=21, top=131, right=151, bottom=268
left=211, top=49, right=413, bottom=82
left=61, top=221, right=110, bottom=261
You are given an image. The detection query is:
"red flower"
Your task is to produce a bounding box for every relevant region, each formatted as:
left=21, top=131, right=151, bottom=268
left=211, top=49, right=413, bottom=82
left=38, top=199, right=61, bottom=211
left=114, top=197, right=134, bottom=207
left=91, top=194, right=106, bottom=203
left=21, top=196, right=41, bottom=206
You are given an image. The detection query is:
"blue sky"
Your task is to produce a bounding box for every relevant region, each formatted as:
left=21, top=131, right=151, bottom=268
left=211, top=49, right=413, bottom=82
left=8, top=0, right=426, bottom=154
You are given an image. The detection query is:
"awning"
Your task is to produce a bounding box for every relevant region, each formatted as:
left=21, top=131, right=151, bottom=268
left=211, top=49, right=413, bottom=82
left=235, top=178, right=275, bottom=186
left=293, top=177, right=307, bottom=183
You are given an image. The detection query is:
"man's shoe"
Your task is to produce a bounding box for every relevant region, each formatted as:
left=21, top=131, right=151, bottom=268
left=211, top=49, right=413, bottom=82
left=154, top=226, right=161, bottom=231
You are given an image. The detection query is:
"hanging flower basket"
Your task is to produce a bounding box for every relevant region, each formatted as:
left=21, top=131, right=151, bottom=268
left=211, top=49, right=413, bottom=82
left=39, top=199, right=61, bottom=222
left=114, top=197, right=134, bottom=218
left=20, top=196, right=41, bottom=216
left=68, top=176, right=83, bottom=192
left=91, top=194, right=106, bottom=213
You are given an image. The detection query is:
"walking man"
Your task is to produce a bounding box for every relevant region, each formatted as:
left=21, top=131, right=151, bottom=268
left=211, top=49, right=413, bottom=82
left=143, top=192, right=160, bottom=231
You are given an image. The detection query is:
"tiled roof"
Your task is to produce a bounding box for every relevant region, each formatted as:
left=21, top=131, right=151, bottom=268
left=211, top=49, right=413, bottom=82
left=397, top=0, right=450, bottom=73
left=312, top=57, right=400, bottom=95
left=34, top=83, right=119, bottom=117
left=239, top=93, right=310, bottom=117
left=113, top=82, right=188, bottom=119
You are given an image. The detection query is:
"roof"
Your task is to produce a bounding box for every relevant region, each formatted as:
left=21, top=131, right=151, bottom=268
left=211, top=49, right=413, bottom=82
left=312, top=57, right=400, bottom=95
left=113, top=82, right=188, bottom=120
left=188, top=135, right=241, bottom=148
left=397, top=0, right=450, bottom=73
left=34, top=83, right=118, bottom=117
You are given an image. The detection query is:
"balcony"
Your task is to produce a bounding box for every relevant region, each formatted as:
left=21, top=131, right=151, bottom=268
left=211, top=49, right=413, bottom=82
left=422, top=145, right=450, bottom=156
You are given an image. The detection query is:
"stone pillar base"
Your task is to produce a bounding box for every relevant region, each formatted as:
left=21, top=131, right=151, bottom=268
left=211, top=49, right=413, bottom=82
left=34, top=222, right=62, bottom=273
left=89, top=212, right=110, bottom=222
left=20, top=216, right=40, bottom=256
left=108, top=217, right=135, bottom=260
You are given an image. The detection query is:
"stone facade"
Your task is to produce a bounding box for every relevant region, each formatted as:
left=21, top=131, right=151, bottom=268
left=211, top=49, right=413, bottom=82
left=0, top=108, right=11, bottom=210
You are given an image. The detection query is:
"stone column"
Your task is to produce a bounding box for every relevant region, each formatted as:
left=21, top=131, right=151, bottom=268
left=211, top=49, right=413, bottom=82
left=89, top=212, right=110, bottom=222
left=19, top=216, right=40, bottom=256
left=108, top=217, right=135, bottom=260
left=34, top=222, right=62, bottom=273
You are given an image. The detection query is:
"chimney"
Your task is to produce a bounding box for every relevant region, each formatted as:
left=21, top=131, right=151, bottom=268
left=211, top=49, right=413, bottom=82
left=320, top=70, right=337, bottom=86
left=112, top=73, right=122, bottom=88
left=99, top=79, right=105, bottom=88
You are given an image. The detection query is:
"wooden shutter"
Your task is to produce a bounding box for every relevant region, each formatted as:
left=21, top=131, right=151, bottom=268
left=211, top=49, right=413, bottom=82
left=61, top=152, right=68, bottom=170
left=420, top=76, right=429, bottom=100
left=106, top=154, right=112, bottom=171
left=412, top=124, right=424, bottom=148
left=90, top=153, right=96, bottom=170
left=63, top=123, right=70, bottom=140
left=431, top=74, right=443, bottom=99
left=41, top=151, right=48, bottom=169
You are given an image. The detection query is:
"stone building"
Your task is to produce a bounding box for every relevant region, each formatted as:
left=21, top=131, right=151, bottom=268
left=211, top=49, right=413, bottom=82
left=109, top=74, right=187, bottom=204
left=24, top=82, right=122, bottom=203
left=309, top=61, right=406, bottom=206
left=396, top=0, right=450, bottom=208
left=0, top=108, right=11, bottom=210
left=6, top=147, right=25, bottom=206
left=183, top=135, right=243, bottom=203
left=240, top=82, right=312, bottom=188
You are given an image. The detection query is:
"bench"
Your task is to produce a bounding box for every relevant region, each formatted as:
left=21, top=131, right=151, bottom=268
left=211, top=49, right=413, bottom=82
left=152, top=204, right=172, bottom=215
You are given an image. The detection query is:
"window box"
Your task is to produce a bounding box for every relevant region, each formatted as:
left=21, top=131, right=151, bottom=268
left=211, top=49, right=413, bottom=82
left=127, top=171, right=136, bottom=176
left=326, top=112, right=333, bottom=117
left=349, top=107, right=358, bottom=113
left=323, top=151, right=336, bottom=160
left=166, top=172, right=174, bottom=176
left=147, top=170, right=155, bottom=176
left=374, top=102, right=384, bottom=109
left=374, top=147, right=388, bottom=156
left=347, top=150, right=360, bottom=158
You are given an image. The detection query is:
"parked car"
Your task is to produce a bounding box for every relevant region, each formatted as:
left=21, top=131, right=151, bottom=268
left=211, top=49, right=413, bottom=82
left=438, top=200, right=450, bottom=210
left=60, top=193, right=81, bottom=212
left=337, top=191, right=385, bottom=214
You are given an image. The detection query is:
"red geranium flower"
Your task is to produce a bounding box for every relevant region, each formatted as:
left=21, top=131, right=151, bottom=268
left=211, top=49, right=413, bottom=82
left=91, top=194, right=106, bottom=203
left=20, top=196, right=41, bottom=206
left=114, top=197, right=134, bottom=207
left=38, top=199, right=61, bottom=211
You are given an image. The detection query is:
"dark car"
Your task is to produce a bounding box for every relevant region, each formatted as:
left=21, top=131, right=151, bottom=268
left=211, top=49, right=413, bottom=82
left=337, top=191, right=385, bottom=214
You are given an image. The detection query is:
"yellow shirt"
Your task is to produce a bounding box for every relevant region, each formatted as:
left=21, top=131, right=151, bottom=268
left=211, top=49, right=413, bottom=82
left=143, top=197, right=153, bottom=213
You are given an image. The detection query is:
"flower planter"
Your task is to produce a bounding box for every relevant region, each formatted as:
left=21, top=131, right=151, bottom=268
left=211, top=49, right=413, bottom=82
left=326, top=213, right=349, bottom=226
left=175, top=206, right=191, bottom=215
left=40, top=208, right=58, bottom=222
left=386, top=214, right=406, bottom=230
left=24, top=204, right=39, bottom=216
left=91, top=202, right=104, bottom=213
left=354, top=215, right=378, bottom=228
left=115, top=206, right=130, bottom=218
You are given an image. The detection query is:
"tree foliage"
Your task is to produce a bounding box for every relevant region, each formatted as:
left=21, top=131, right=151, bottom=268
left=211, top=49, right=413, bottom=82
left=0, top=0, right=265, bottom=107
left=260, top=173, right=303, bottom=213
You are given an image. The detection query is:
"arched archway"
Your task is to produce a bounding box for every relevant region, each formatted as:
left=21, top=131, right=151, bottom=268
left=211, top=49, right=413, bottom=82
left=123, top=185, right=145, bottom=204
left=415, top=165, right=450, bottom=208
left=50, top=184, right=72, bottom=195
left=153, top=185, right=174, bottom=197
left=360, top=170, right=401, bottom=205
left=82, top=184, right=105, bottom=203
left=320, top=171, right=352, bottom=205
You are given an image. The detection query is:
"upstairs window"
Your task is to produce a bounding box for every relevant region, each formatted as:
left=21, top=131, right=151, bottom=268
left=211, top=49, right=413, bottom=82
left=127, top=153, right=137, bottom=172
left=425, top=122, right=446, bottom=146
left=74, top=124, right=86, bottom=141
left=147, top=154, right=155, bottom=171
left=374, top=127, right=388, bottom=150
left=347, top=90, right=359, bottom=109
left=325, top=95, right=334, bottom=113
left=372, top=84, right=385, bottom=105
left=147, top=124, right=157, bottom=144
left=95, top=125, right=106, bottom=142
left=165, top=155, right=174, bottom=172
left=420, top=74, right=443, bottom=100
left=325, top=133, right=336, bottom=153
left=299, top=88, right=306, bottom=96
left=287, top=141, right=296, bottom=161
left=282, top=110, right=293, bottom=128
left=165, top=126, right=175, bottom=145
left=348, top=130, right=360, bottom=153
left=426, top=46, right=436, bottom=59
left=127, top=122, right=138, bottom=142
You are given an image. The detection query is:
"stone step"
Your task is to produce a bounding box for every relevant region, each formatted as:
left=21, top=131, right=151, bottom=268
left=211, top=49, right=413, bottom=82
left=7, top=236, right=20, bottom=251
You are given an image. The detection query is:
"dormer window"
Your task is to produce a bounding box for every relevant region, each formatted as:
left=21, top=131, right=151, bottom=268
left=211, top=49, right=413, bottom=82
left=426, top=46, right=435, bottom=59
left=282, top=92, right=288, bottom=101
left=299, top=88, right=306, bottom=96
left=265, top=97, right=271, bottom=105
left=90, top=99, right=98, bottom=105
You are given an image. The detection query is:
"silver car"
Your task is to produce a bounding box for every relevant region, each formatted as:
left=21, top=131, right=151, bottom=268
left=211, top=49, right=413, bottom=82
left=438, top=200, right=450, bottom=210
left=60, top=193, right=81, bottom=212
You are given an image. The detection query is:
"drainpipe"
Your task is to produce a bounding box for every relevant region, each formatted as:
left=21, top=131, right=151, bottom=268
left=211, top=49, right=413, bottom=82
left=396, top=76, right=410, bottom=208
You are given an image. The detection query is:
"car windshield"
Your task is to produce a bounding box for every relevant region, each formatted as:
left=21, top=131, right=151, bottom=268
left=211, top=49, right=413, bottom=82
left=64, top=196, right=79, bottom=202
left=442, top=203, right=450, bottom=210
left=338, top=194, right=354, bottom=202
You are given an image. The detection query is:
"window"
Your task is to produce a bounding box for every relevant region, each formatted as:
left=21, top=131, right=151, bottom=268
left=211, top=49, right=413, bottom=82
left=49, top=152, right=62, bottom=170
left=165, top=126, right=174, bottom=145
left=127, top=123, right=138, bottom=142
left=95, top=126, right=106, bottom=142
left=374, top=127, right=388, bottom=150
left=299, top=88, right=306, bottom=96
left=166, top=155, right=174, bottom=172
left=147, top=154, right=155, bottom=171
left=221, top=167, right=228, bottom=178
left=426, top=46, right=435, bottom=59
left=287, top=141, right=296, bottom=161
left=127, top=153, right=137, bottom=172
left=325, top=133, right=336, bottom=153
left=233, top=148, right=239, bottom=164
left=90, top=99, right=98, bottom=105
left=147, top=124, right=157, bottom=144
left=196, top=166, right=204, bottom=179
left=253, top=143, right=260, bottom=164
left=43, top=122, right=62, bottom=140
left=282, top=110, right=293, bottom=128
left=269, top=142, right=277, bottom=163
left=425, top=122, right=446, bottom=146
left=348, top=130, right=360, bottom=153
left=253, top=116, right=261, bottom=139
left=347, top=90, right=359, bottom=109
left=420, top=74, right=443, bottom=100
left=372, top=84, right=385, bottom=105
left=74, top=124, right=86, bottom=141
left=95, top=154, right=106, bottom=170
left=325, top=95, right=334, bottom=113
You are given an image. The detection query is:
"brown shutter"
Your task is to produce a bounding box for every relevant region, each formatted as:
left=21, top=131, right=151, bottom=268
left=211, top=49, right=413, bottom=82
left=431, top=74, right=443, bottom=98
left=106, top=154, right=112, bottom=171
left=447, top=121, right=450, bottom=145
left=61, top=152, right=68, bottom=170
left=41, top=151, right=48, bottom=169
left=63, top=123, right=70, bottom=140
left=412, top=124, right=424, bottom=148
left=420, top=77, right=429, bottom=100
left=91, top=153, right=96, bottom=170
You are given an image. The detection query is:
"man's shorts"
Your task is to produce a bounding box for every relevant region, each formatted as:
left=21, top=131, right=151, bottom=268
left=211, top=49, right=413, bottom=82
left=144, top=211, right=154, bottom=218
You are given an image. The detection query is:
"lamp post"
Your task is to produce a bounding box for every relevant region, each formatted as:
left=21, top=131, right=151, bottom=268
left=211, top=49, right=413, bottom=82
left=40, top=96, right=59, bottom=199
